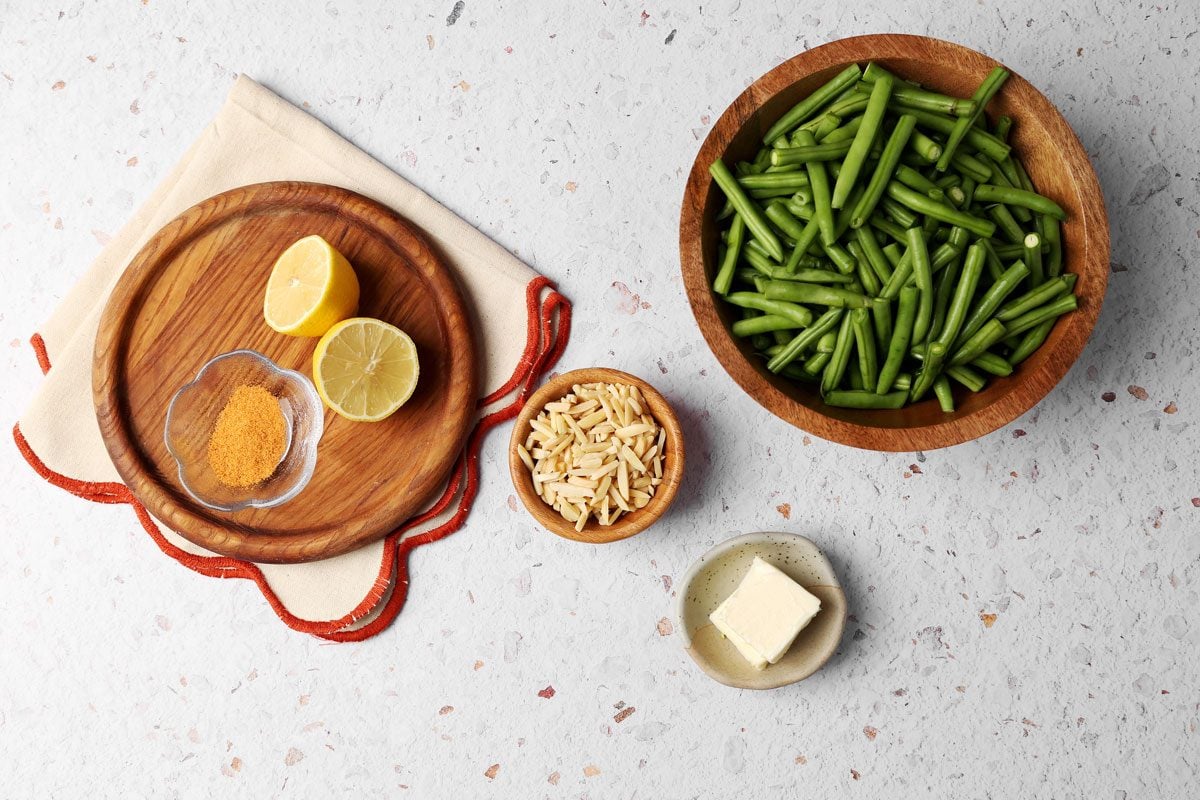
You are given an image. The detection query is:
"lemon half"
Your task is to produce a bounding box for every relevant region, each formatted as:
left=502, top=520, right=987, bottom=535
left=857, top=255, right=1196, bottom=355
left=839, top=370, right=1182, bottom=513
left=312, top=318, right=420, bottom=422
left=263, top=235, right=359, bottom=337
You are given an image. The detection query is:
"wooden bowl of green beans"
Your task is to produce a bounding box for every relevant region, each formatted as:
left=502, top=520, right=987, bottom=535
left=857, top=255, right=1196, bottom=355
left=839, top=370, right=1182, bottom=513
left=680, top=34, right=1108, bottom=451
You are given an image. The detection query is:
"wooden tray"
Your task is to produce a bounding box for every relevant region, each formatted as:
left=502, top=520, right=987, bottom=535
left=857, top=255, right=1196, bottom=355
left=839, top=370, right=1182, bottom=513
left=93, top=182, right=477, bottom=564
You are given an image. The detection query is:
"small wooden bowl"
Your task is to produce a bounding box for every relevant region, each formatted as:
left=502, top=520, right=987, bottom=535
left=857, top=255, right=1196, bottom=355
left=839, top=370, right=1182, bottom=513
left=508, top=368, right=685, bottom=544
left=680, top=34, right=1110, bottom=451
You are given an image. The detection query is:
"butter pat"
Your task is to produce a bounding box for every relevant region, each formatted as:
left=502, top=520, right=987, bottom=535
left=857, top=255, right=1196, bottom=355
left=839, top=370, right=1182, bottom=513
left=709, top=557, right=821, bottom=670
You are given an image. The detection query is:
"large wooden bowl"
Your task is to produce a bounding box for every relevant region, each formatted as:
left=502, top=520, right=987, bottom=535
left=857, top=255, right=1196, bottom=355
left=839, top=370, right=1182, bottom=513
left=508, top=368, right=685, bottom=544
left=680, top=35, right=1109, bottom=451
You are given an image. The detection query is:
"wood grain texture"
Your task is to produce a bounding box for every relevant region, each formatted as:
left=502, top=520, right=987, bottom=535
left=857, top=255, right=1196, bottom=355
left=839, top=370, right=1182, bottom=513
left=94, top=182, right=477, bottom=564
left=508, top=368, right=685, bottom=544
left=680, top=34, right=1110, bottom=451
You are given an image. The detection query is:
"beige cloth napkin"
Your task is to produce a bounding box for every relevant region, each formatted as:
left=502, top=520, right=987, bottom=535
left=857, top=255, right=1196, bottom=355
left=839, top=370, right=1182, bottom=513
left=16, top=75, right=569, bottom=640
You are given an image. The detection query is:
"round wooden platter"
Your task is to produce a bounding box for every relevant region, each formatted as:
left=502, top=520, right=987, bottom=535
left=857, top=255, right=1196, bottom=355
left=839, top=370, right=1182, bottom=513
left=93, top=182, right=477, bottom=564
left=680, top=34, right=1109, bottom=451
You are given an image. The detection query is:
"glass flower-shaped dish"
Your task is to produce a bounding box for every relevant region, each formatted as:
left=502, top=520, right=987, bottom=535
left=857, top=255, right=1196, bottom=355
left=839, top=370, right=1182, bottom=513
left=164, top=349, right=324, bottom=512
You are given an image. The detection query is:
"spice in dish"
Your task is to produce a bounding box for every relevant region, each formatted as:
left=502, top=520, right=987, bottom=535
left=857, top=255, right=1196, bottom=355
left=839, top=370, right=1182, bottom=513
left=207, top=384, right=288, bottom=488
left=515, top=382, right=665, bottom=532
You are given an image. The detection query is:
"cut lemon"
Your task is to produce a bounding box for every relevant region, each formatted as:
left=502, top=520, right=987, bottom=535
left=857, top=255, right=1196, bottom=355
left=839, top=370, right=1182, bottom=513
left=312, top=318, right=420, bottom=422
left=263, top=235, right=360, bottom=337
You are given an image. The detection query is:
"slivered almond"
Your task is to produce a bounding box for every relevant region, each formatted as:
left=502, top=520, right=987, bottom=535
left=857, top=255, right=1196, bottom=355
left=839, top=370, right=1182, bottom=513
left=520, top=381, right=666, bottom=528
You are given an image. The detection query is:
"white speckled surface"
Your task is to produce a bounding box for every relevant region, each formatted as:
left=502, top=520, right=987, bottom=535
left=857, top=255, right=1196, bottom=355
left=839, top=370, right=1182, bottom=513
left=2, top=1, right=1198, bottom=796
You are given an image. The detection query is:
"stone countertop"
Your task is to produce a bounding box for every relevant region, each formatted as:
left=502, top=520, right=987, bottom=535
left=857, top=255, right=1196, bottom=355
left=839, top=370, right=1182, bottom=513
left=1, top=1, right=1197, bottom=797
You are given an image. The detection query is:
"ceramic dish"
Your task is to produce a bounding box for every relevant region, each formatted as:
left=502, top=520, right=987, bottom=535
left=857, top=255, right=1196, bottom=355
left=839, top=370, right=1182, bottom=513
left=677, top=532, right=847, bottom=689
left=508, top=367, right=685, bottom=544
left=680, top=34, right=1109, bottom=451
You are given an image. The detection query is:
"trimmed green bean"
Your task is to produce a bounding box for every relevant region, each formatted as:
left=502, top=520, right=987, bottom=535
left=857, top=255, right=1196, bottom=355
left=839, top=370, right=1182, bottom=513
left=946, top=364, right=986, bottom=392
left=1003, top=293, right=1077, bottom=337
left=775, top=268, right=856, bottom=284
left=823, top=241, right=858, bottom=275
left=795, top=130, right=836, bottom=246
left=820, top=115, right=865, bottom=144
left=857, top=78, right=975, bottom=116
left=877, top=285, right=918, bottom=394
left=932, top=375, right=955, bottom=412
left=886, top=182, right=997, bottom=238
left=732, top=315, right=800, bottom=337
left=993, top=115, right=1013, bottom=142
left=1039, top=215, right=1063, bottom=278
left=713, top=214, right=746, bottom=295
left=1023, top=231, right=1045, bottom=286
left=850, top=114, right=916, bottom=228
left=855, top=225, right=894, bottom=283
left=880, top=197, right=920, bottom=228
left=1007, top=319, right=1055, bottom=365
left=821, top=312, right=858, bottom=394
left=937, top=66, right=1009, bottom=171
left=958, top=259, right=1030, bottom=343
left=907, top=129, right=943, bottom=162
left=764, top=64, right=863, bottom=144
left=970, top=352, right=1014, bottom=376
left=882, top=242, right=903, bottom=267
left=907, top=227, right=935, bottom=344
left=764, top=280, right=870, bottom=308
left=852, top=308, right=878, bottom=391
left=816, top=330, right=838, bottom=353
left=764, top=201, right=810, bottom=241
left=848, top=241, right=881, bottom=295
left=766, top=308, right=844, bottom=372
left=801, top=351, right=833, bottom=376
left=871, top=296, right=893, bottom=354
left=724, top=292, right=814, bottom=327
left=911, top=342, right=947, bottom=401
left=929, top=255, right=961, bottom=345
left=739, top=171, right=811, bottom=190
left=710, top=159, right=784, bottom=261
left=972, top=184, right=1067, bottom=220
left=950, top=318, right=1008, bottom=366
left=894, top=163, right=944, bottom=198
left=824, top=389, right=908, bottom=409
left=900, top=107, right=1011, bottom=162
left=833, top=74, right=893, bottom=208
left=950, top=151, right=993, bottom=182
left=770, top=140, right=854, bottom=167
left=987, top=203, right=1027, bottom=245
left=936, top=242, right=986, bottom=348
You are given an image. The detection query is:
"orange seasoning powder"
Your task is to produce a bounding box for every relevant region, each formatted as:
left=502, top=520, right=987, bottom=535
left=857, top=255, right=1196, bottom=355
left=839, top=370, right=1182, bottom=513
left=207, top=385, right=288, bottom=488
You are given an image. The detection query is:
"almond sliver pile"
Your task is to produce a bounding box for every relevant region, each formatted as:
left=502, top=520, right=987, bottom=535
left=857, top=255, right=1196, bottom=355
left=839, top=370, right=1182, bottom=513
left=516, top=382, right=666, bottom=532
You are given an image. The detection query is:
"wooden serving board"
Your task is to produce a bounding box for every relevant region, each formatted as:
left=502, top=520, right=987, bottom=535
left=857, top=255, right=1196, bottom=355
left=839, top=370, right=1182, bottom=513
left=93, top=182, right=477, bottom=564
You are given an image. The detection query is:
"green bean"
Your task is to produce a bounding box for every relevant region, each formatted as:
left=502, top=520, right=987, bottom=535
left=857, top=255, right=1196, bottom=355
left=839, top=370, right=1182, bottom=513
left=832, top=182, right=866, bottom=240
left=856, top=78, right=975, bottom=116
left=852, top=308, right=878, bottom=390
left=907, top=227, right=935, bottom=344
left=793, top=130, right=837, bottom=247
left=894, top=163, right=944, bottom=198
left=764, top=280, right=870, bottom=308
left=954, top=260, right=1029, bottom=345
left=991, top=155, right=1027, bottom=206
left=907, top=129, right=943, bottom=163
left=763, top=201, right=811, bottom=241
left=880, top=197, right=920, bottom=228
left=716, top=198, right=735, bottom=221
left=993, top=115, right=1013, bottom=142
left=713, top=214, right=746, bottom=295
left=821, top=312, right=858, bottom=394
left=882, top=242, right=903, bottom=267
left=886, top=182, right=997, bottom=238
left=1039, top=215, right=1063, bottom=278
left=900, top=107, right=1012, bottom=162
left=869, top=214, right=910, bottom=244
left=1022, top=232, right=1045, bottom=286
left=978, top=237, right=1004, bottom=282
left=767, top=308, right=844, bottom=372
left=732, top=315, right=800, bottom=337
left=946, top=364, right=986, bottom=392
left=950, top=319, right=1007, bottom=366
left=871, top=296, right=893, bottom=354
left=770, top=140, right=854, bottom=167
left=784, top=216, right=823, bottom=270
left=710, top=159, right=784, bottom=261
left=816, top=330, right=838, bottom=353
left=932, top=376, right=955, bottom=412
left=950, top=151, right=993, bottom=183
left=741, top=245, right=780, bottom=276
left=748, top=185, right=806, bottom=200
left=764, top=64, right=863, bottom=144
left=972, top=184, right=1067, bottom=220
left=970, top=352, right=1014, bottom=376
left=929, top=255, right=961, bottom=344
left=849, top=114, right=916, bottom=228
left=820, top=115, right=864, bottom=144
left=855, top=225, right=894, bottom=283
left=749, top=149, right=773, bottom=172
left=724, top=292, right=815, bottom=327
left=935, top=242, right=985, bottom=348
left=800, top=351, right=833, bottom=376
left=1007, top=319, right=1055, bottom=365
left=937, top=66, right=1009, bottom=171
left=879, top=248, right=914, bottom=299
left=824, top=389, right=908, bottom=409
left=1003, top=293, right=1077, bottom=337
left=833, top=75, right=893, bottom=208
left=739, top=171, right=811, bottom=190
left=987, top=203, right=1027, bottom=245
left=911, top=342, right=947, bottom=401
left=774, top=268, right=856, bottom=284
left=848, top=240, right=881, bottom=295
left=785, top=199, right=816, bottom=221
left=877, top=285, right=918, bottom=393
left=799, top=113, right=843, bottom=143
left=823, top=242, right=858, bottom=275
